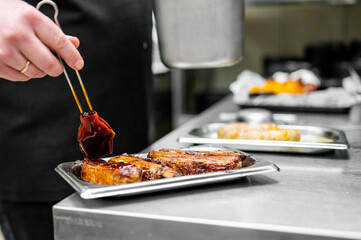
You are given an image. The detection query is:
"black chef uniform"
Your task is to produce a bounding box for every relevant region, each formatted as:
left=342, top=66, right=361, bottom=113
left=0, top=0, right=153, bottom=239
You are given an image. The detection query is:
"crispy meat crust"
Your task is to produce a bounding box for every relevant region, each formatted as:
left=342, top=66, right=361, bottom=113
left=146, top=149, right=247, bottom=175
left=80, top=158, right=142, bottom=185
left=81, top=154, right=180, bottom=185
left=109, top=154, right=181, bottom=180
left=81, top=149, right=249, bottom=185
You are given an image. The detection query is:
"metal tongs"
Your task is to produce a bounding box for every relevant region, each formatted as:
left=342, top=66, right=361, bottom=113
left=36, top=0, right=93, bottom=114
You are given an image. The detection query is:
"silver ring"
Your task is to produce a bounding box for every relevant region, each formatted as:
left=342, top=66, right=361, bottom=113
left=20, top=61, right=31, bottom=74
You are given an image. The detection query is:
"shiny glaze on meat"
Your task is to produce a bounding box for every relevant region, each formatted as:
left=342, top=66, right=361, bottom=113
left=81, top=149, right=249, bottom=185
left=109, top=154, right=180, bottom=181
left=147, top=149, right=247, bottom=175
left=81, top=158, right=142, bottom=185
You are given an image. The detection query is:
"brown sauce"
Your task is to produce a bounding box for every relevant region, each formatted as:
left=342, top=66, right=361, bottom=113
left=142, top=171, right=153, bottom=181
left=78, top=111, right=115, bottom=159
left=85, top=158, right=134, bottom=169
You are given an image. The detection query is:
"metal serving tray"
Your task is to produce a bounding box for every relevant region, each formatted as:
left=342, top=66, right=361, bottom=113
left=55, top=146, right=279, bottom=199
left=238, top=103, right=350, bottom=113
left=178, top=123, right=350, bottom=153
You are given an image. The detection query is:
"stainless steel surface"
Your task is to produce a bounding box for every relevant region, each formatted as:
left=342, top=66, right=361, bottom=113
left=153, top=0, right=244, bottom=69
left=56, top=147, right=278, bottom=199
left=245, top=0, right=359, bottom=4
left=219, top=111, right=297, bottom=124
left=54, top=95, right=361, bottom=240
left=178, top=123, right=350, bottom=153
left=228, top=108, right=274, bottom=123
left=236, top=108, right=272, bottom=123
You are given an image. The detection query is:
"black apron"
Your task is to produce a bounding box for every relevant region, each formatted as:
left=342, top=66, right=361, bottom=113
left=0, top=0, right=153, bottom=201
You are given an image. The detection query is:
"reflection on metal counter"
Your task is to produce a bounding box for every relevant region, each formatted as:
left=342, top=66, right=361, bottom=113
left=219, top=108, right=297, bottom=125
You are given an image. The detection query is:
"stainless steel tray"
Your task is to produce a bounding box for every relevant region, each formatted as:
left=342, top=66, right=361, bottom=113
left=178, top=123, right=350, bottom=153
left=55, top=146, right=279, bottom=199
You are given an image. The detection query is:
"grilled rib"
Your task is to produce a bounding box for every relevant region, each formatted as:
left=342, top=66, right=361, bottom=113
left=147, top=149, right=247, bottom=175
left=109, top=154, right=181, bottom=180
left=81, top=158, right=142, bottom=185
left=81, top=149, right=251, bottom=185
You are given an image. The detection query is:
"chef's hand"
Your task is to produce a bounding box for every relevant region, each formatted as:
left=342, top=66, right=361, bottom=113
left=0, top=0, right=84, bottom=82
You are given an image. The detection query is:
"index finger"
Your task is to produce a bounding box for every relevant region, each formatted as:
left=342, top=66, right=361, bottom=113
left=33, top=13, right=84, bottom=70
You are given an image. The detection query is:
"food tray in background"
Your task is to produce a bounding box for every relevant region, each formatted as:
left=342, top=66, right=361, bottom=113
left=233, top=84, right=359, bottom=113
left=55, top=146, right=279, bottom=199
left=238, top=103, right=350, bottom=114
left=178, top=123, right=350, bottom=153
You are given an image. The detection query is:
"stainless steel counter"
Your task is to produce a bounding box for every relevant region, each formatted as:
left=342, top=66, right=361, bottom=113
left=53, top=96, right=361, bottom=240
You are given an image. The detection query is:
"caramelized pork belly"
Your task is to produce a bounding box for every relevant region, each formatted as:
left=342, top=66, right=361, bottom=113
left=109, top=154, right=181, bottom=180
left=147, top=149, right=247, bottom=175
left=81, top=158, right=142, bottom=185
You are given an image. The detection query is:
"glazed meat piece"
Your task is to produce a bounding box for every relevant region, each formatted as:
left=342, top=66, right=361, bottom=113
left=147, top=149, right=247, bottom=175
left=81, top=158, right=142, bottom=185
left=218, top=123, right=300, bottom=141
left=109, top=154, right=181, bottom=180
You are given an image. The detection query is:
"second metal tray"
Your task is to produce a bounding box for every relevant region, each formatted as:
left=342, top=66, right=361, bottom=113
left=178, top=123, right=350, bottom=153
left=55, top=146, right=279, bottom=199
left=238, top=103, right=350, bottom=113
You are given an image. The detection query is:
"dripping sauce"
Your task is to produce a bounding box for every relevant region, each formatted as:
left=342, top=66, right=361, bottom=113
left=77, top=111, right=115, bottom=159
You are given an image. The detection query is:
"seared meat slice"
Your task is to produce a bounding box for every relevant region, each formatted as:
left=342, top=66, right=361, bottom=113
left=147, top=149, right=247, bottom=175
left=157, top=148, right=248, bottom=158
left=81, top=149, right=249, bottom=185
left=81, top=158, right=142, bottom=185
left=109, top=154, right=180, bottom=180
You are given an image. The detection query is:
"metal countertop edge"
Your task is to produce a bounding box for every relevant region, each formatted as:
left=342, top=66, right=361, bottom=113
left=178, top=137, right=349, bottom=150
left=54, top=205, right=361, bottom=240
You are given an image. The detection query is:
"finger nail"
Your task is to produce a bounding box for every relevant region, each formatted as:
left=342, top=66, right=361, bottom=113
left=75, top=59, right=84, bottom=70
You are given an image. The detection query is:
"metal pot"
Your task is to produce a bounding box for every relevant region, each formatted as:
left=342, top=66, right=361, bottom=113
left=153, top=0, right=244, bottom=69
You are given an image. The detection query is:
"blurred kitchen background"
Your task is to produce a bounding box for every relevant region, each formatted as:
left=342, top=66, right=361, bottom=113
left=151, top=1, right=361, bottom=141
